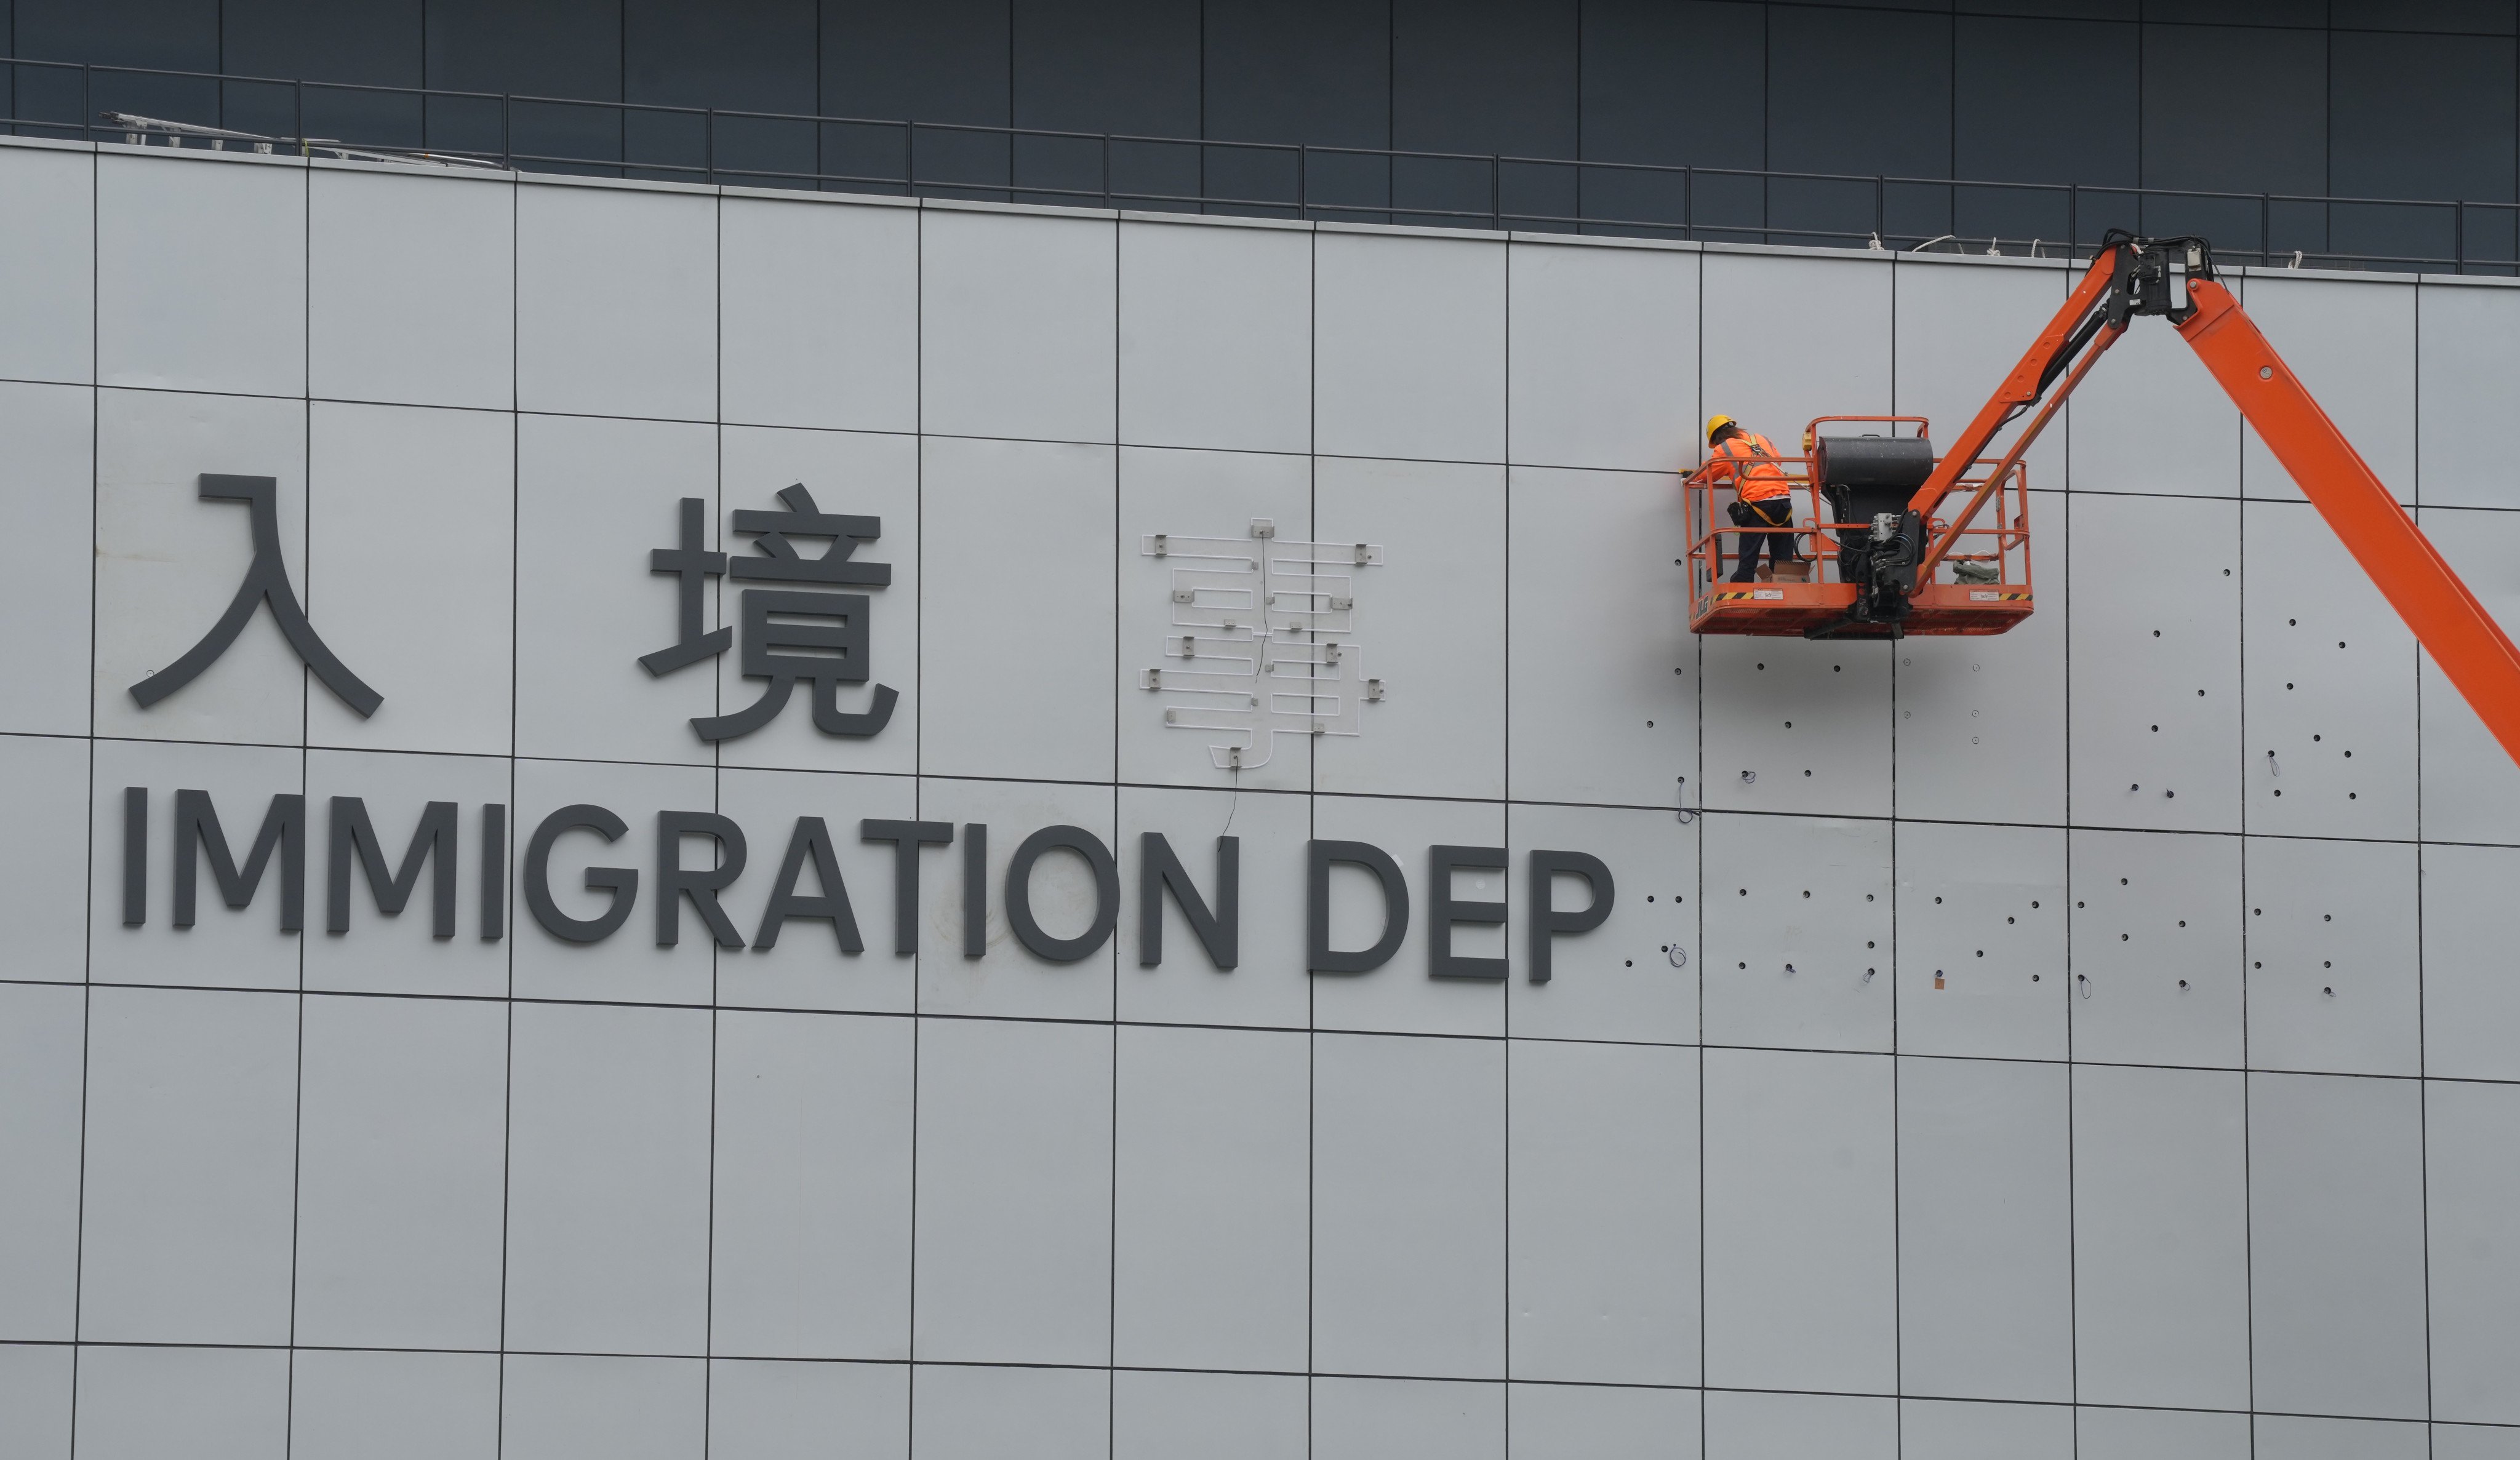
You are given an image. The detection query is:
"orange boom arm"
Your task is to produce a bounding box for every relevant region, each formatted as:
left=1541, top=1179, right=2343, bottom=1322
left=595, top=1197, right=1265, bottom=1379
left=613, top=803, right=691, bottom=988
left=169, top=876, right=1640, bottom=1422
left=2175, top=277, right=2520, bottom=766
left=1878, top=232, right=2520, bottom=767
left=1690, top=229, right=2520, bottom=760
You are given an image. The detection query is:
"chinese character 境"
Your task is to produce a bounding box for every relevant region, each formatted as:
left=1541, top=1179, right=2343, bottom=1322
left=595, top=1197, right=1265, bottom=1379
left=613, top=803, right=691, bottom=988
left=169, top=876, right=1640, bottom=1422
left=641, top=483, right=898, bottom=743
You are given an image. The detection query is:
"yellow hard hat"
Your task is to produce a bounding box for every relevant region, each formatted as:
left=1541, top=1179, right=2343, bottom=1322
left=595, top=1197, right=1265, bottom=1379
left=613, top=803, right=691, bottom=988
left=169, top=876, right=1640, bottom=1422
left=1705, top=413, right=1736, bottom=444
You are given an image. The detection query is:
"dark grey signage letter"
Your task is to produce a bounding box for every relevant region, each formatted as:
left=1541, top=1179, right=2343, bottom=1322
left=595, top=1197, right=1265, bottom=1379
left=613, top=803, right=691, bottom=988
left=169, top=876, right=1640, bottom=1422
left=480, top=804, right=506, bottom=942
left=1527, top=850, right=1615, bottom=983
left=1138, top=832, right=1239, bottom=970
left=1004, top=825, right=1119, bottom=963
left=755, top=816, right=863, bottom=952
left=860, top=820, right=953, bottom=954
left=326, top=797, right=458, bottom=937
left=122, top=788, right=148, bottom=926
left=1428, top=844, right=1508, bottom=981
left=174, top=789, right=306, bottom=932
left=130, top=476, right=381, bottom=716
left=657, top=811, right=748, bottom=948
left=962, top=824, right=988, bottom=959
left=524, top=804, right=637, bottom=944
left=1307, top=840, right=1409, bottom=974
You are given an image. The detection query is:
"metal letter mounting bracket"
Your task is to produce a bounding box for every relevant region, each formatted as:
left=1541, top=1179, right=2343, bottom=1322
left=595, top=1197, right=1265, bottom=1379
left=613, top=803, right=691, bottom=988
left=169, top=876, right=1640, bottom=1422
left=1138, top=520, right=1386, bottom=770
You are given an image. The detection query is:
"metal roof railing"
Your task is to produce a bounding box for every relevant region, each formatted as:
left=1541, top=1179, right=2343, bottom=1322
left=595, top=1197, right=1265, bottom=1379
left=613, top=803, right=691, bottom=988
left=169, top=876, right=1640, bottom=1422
left=9, top=54, right=2517, bottom=274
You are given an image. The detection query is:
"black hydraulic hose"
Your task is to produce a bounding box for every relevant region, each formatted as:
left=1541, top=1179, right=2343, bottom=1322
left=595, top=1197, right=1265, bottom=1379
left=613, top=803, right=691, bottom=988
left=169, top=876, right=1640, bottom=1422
left=2035, top=306, right=2113, bottom=400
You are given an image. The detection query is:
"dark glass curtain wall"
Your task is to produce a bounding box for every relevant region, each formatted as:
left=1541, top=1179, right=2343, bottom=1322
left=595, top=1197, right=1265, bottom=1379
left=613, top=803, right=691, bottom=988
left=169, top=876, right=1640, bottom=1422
left=6, top=0, right=2515, bottom=260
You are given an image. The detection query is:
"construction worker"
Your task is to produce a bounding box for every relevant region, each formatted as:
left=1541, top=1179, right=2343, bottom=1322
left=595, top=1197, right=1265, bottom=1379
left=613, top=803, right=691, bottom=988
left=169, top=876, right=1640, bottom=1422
left=1702, top=414, right=1802, bottom=583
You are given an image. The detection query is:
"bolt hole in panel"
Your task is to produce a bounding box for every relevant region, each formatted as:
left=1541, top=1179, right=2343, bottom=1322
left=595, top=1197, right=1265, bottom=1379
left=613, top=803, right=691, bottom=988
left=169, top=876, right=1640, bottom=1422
left=1696, top=249, right=1890, bottom=820
left=2236, top=273, right=2416, bottom=511
left=2066, top=829, right=2243, bottom=1069
left=2241, top=500, right=2416, bottom=841
left=1702, top=813, right=1892, bottom=1053
left=1506, top=467, right=1695, bottom=808
left=1892, top=497, right=2066, bottom=826
left=1507, top=802, right=1700, bottom=1047
left=2416, top=506, right=2520, bottom=846
left=1894, top=823, right=2066, bottom=1061
left=2240, top=837, right=2418, bottom=1077
left=1702, top=637, right=1893, bottom=820
left=2068, top=493, right=2241, bottom=833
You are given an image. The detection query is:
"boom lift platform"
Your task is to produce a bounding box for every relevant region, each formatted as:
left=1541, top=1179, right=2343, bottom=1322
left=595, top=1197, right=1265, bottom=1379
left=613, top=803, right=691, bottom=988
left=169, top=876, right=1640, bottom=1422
left=1683, top=229, right=2520, bottom=769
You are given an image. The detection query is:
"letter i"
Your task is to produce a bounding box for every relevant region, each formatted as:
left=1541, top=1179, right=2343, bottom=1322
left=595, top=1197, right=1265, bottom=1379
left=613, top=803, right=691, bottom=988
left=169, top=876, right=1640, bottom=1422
left=962, top=824, right=988, bottom=958
left=122, top=788, right=148, bottom=926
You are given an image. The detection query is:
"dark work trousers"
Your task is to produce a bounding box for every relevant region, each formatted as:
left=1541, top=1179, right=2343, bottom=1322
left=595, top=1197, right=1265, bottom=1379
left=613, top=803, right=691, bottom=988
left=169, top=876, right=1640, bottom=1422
left=1728, top=497, right=1801, bottom=582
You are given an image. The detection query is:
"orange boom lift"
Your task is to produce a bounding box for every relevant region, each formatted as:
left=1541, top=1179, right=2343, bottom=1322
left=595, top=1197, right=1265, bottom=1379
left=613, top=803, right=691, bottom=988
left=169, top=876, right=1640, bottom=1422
left=1682, top=229, right=2520, bottom=769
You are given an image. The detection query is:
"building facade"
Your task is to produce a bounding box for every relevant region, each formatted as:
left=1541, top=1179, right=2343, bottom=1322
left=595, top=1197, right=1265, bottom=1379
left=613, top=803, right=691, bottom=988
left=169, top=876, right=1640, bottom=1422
left=2, top=94, right=2520, bottom=1460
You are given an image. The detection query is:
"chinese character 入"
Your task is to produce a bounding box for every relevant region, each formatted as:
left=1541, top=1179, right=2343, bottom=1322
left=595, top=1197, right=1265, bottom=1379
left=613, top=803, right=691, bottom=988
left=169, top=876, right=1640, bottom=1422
left=129, top=474, right=382, bottom=716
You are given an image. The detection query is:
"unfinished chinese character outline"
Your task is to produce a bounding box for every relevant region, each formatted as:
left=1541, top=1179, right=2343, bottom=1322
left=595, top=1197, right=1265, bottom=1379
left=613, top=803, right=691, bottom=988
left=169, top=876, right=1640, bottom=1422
left=1137, top=519, right=1385, bottom=770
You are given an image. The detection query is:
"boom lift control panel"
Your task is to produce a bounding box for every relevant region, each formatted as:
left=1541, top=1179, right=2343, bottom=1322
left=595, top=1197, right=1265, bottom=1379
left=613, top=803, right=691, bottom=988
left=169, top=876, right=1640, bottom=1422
left=1683, top=230, right=2520, bottom=769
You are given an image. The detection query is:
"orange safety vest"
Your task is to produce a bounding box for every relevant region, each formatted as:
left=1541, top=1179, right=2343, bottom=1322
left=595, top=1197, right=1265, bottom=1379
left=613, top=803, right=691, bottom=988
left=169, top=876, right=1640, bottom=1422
left=1705, top=431, right=1794, bottom=501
